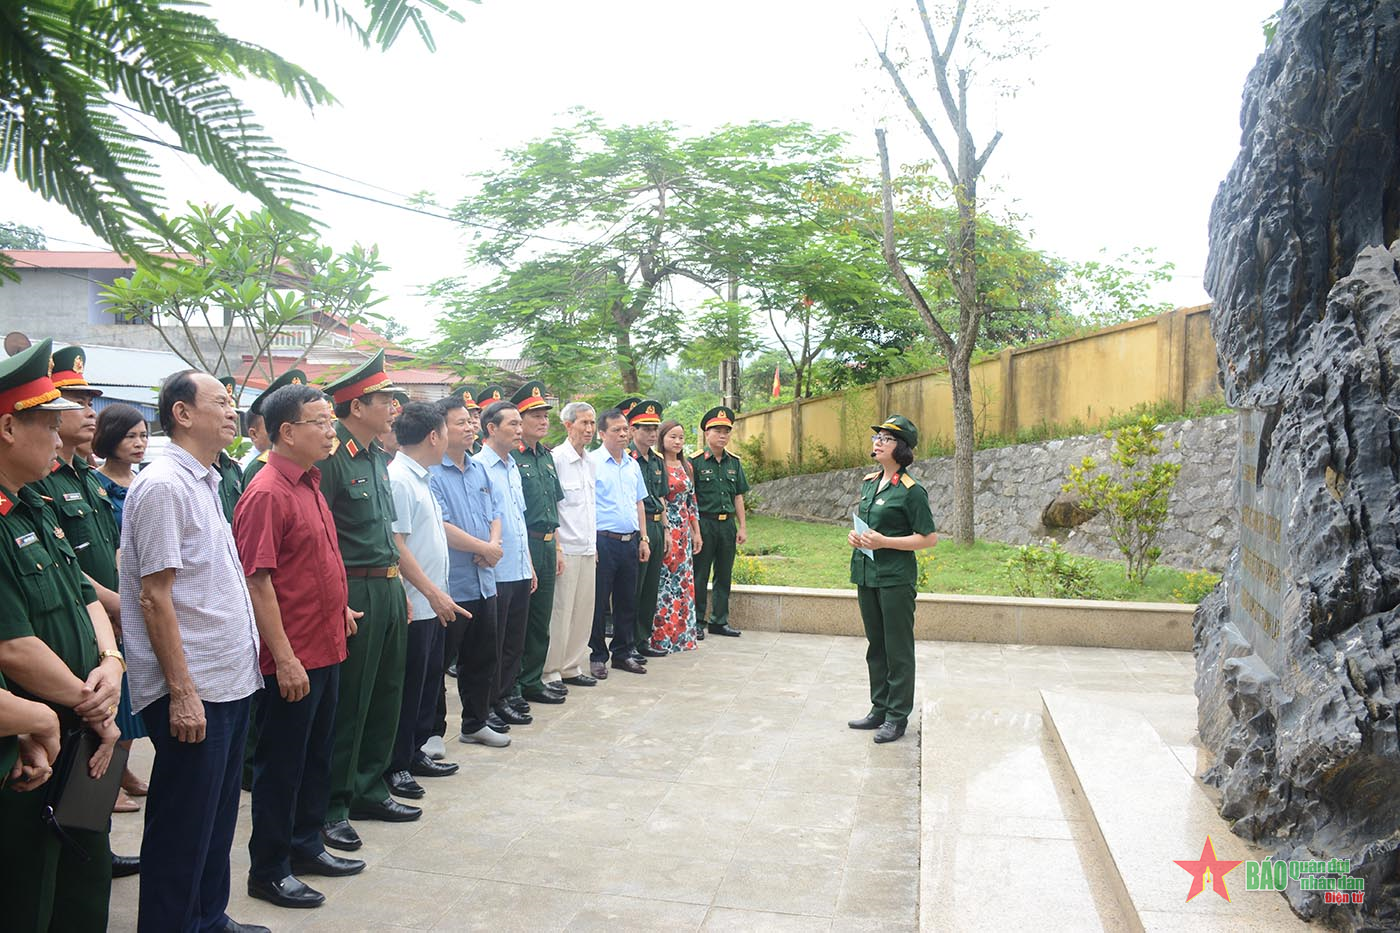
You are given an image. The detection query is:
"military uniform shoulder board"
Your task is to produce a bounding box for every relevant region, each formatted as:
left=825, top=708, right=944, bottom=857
left=329, top=436, right=341, bottom=456
left=257, top=451, right=269, bottom=463
left=901, top=474, right=915, bottom=488
left=863, top=470, right=881, bottom=481
left=0, top=490, right=10, bottom=516
left=727, top=450, right=741, bottom=460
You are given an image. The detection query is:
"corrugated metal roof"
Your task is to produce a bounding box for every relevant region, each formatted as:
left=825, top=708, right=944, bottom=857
left=52, top=343, right=263, bottom=409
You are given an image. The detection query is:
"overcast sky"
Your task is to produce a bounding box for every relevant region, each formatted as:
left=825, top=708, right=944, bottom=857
left=3, top=0, right=1281, bottom=342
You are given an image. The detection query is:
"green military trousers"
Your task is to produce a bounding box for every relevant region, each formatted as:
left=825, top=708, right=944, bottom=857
left=634, top=516, right=665, bottom=647
left=856, top=583, right=917, bottom=725
left=517, top=536, right=557, bottom=695
left=694, top=515, right=738, bottom=629
left=327, top=574, right=408, bottom=821
left=0, top=785, right=111, bottom=931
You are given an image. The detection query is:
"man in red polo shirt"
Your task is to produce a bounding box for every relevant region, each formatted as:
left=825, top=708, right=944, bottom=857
left=233, top=383, right=365, bottom=910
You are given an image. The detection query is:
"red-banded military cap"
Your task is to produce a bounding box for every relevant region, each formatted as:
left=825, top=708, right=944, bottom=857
left=450, top=385, right=480, bottom=412
left=511, top=380, right=552, bottom=413
left=248, top=369, right=308, bottom=418
left=217, top=376, right=243, bottom=409
left=615, top=397, right=642, bottom=417
left=0, top=339, right=83, bottom=416
left=50, top=345, right=102, bottom=396
left=324, top=350, right=401, bottom=405
left=628, top=399, right=662, bottom=426
left=390, top=391, right=410, bottom=416
left=700, top=406, right=736, bottom=431
left=475, top=385, right=506, bottom=408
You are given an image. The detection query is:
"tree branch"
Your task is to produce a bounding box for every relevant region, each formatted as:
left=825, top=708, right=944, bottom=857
left=915, top=0, right=967, bottom=157
left=865, top=26, right=958, bottom=183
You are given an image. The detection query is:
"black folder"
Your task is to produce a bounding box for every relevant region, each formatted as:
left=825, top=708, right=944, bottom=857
left=44, top=728, right=130, bottom=834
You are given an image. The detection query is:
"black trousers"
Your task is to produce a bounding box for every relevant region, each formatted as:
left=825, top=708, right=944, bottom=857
left=493, top=578, right=532, bottom=707
left=249, top=665, right=338, bottom=883
left=391, top=616, right=446, bottom=772
left=590, top=533, right=639, bottom=662
left=436, top=597, right=497, bottom=734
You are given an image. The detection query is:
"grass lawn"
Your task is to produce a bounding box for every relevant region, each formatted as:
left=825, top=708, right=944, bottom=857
left=739, top=514, right=1214, bottom=604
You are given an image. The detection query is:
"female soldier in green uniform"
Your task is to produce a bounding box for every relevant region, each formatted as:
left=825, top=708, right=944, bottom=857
left=847, top=415, right=937, bottom=744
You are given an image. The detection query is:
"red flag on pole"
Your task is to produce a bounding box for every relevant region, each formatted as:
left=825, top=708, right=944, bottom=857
left=771, top=365, right=781, bottom=399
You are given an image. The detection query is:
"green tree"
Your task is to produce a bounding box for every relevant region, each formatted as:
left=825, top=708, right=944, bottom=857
left=100, top=203, right=388, bottom=395
left=0, top=221, right=46, bottom=249
left=429, top=113, right=848, bottom=396
left=1, top=0, right=464, bottom=255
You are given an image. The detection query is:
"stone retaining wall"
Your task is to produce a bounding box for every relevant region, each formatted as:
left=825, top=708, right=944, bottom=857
left=749, top=414, right=1237, bottom=572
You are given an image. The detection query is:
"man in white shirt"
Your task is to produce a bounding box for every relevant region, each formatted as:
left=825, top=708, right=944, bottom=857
left=386, top=403, right=467, bottom=800
left=121, top=370, right=264, bottom=933
left=586, top=408, right=651, bottom=677
left=542, top=402, right=599, bottom=690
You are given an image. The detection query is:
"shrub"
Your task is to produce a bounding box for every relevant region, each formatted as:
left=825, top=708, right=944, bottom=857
left=732, top=555, right=770, bottom=585
left=916, top=550, right=938, bottom=591
left=1002, top=541, right=1102, bottom=600
left=1172, top=569, right=1222, bottom=604
left=1064, top=415, right=1182, bottom=585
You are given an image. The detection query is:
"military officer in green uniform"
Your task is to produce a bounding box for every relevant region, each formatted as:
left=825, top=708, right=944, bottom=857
left=472, top=386, right=505, bottom=456
left=847, top=415, right=937, bottom=744
left=510, top=381, right=567, bottom=708
left=241, top=368, right=307, bottom=486
left=0, top=339, right=126, bottom=931
left=691, top=406, right=748, bottom=638
left=628, top=400, right=669, bottom=656
left=319, top=350, right=420, bottom=853
left=213, top=376, right=246, bottom=522
left=37, top=346, right=120, bottom=611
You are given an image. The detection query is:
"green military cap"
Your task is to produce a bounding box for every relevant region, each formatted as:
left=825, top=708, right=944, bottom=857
left=450, top=384, right=481, bottom=411
left=615, top=397, right=642, bottom=417
left=50, top=345, right=102, bottom=396
left=871, top=413, right=919, bottom=448
left=248, top=368, right=308, bottom=418
left=700, top=406, right=736, bottom=431
left=511, top=380, right=551, bottom=413
left=628, top=399, right=663, bottom=426
left=476, top=385, right=506, bottom=408
left=216, top=375, right=242, bottom=408
left=325, top=349, right=401, bottom=405
left=0, top=339, right=82, bottom=416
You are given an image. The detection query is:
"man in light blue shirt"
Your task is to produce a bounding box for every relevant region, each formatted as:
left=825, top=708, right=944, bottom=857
left=429, top=394, right=507, bottom=749
left=386, top=402, right=465, bottom=794
left=587, top=408, right=651, bottom=676
left=474, top=402, right=537, bottom=730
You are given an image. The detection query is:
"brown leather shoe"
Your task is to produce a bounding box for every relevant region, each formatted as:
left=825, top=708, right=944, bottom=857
left=590, top=661, right=609, bottom=679
left=610, top=656, right=647, bottom=674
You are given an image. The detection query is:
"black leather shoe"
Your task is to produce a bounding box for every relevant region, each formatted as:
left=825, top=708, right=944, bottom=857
left=522, top=686, right=565, bottom=705
left=446, top=662, right=458, bottom=678
left=611, top=656, right=647, bottom=674
left=486, top=712, right=511, bottom=733
left=223, top=921, right=271, bottom=933
left=507, top=695, right=531, bottom=714
left=708, top=623, right=741, bottom=637
left=848, top=713, right=884, bottom=730
left=562, top=674, right=598, bottom=687
left=874, top=720, right=908, bottom=744
left=638, top=645, right=668, bottom=658
left=627, top=649, right=649, bottom=665
left=111, top=854, right=140, bottom=878
left=590, top=661, right=609, bottom=679
left=386, top=770, right=425, bottom=799
left=695, top=625, right=706, bottom=640
left=545, top=681, right=568, bottom=695
left=321, top=819, right=362, bottom=851
left=349, top=797, right=422, bottom=823
left=410, top=751, right=459, bottom=778
left=291, top=850, right=366, bottom=877
left=494, top=703, right=533, bottom=725
left=247, top=874, right=325, bottom=909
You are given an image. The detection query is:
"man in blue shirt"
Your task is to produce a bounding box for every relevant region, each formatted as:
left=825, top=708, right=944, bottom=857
left=428, top=395, right=508, bottom=749
left=587, top=408, right=651, bottom=676
left=474, top=402, right=537, bottom=729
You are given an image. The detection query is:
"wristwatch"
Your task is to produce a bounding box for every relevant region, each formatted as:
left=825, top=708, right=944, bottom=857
left=99, top=649, right=127, bottom=672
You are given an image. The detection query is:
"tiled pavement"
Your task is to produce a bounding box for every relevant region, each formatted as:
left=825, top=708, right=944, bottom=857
left=108, top=632, right=1197, bottom=931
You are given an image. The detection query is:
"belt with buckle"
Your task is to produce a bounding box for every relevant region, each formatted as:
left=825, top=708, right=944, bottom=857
left=345, top=564, right=400, bottom=578
left=528, top=530, right=555, bottom=541
left=598, top=530, right=635, bottom=542
left=700, top=512, right=729, bottom=521
left=648, top=513, right=662, bottom=523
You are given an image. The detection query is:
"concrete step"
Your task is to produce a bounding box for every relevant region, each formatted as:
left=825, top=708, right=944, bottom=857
left=1040, top=690, right=1310, bottom=931
left=917, top=688, right=1130, bottom=931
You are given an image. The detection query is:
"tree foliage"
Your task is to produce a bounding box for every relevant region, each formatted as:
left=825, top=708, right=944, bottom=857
left=100, top=203, right=387, bottom=394
left=0, top=220, right=46, bottom=249
left=0, top=0, right=465, bottom=256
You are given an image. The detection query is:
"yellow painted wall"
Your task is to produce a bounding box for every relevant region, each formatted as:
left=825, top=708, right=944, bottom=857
left=731, top=305, right=1219, bottom=462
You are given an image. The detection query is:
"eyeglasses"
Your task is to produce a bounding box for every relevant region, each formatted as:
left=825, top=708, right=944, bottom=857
left=290, top=418, right=336, bottom=429
left=870, top=434, right=897, bottom=445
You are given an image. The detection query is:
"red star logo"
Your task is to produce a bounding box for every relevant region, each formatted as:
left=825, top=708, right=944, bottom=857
left=1175, top=836, right=1244, bottom=902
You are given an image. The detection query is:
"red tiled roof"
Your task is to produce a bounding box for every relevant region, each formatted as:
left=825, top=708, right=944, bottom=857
left=237, top=358, right=459, bottom=390
left=1, top=249, right=187, bottom=269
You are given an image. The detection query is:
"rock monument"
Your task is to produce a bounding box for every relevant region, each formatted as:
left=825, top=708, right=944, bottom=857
left=1197, top=1, right=1400, bottom=928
